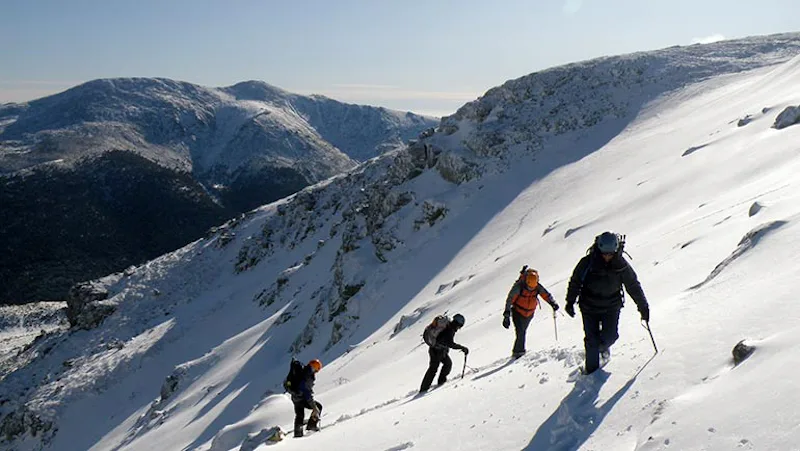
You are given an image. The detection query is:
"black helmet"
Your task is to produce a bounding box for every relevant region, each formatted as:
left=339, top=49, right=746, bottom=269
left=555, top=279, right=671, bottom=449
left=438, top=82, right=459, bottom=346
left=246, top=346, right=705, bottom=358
left=452, top=313, right=465, bottom=328
left=595, top=232, right=619, bottom=254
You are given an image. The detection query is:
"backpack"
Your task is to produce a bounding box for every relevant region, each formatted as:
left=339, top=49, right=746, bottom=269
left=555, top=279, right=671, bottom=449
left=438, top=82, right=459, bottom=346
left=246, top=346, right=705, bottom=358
left=422, top=314, right=450, bottom=346
left=586, top=233, right=630, bottom=259
left=283, top=358, right=304, bottom=394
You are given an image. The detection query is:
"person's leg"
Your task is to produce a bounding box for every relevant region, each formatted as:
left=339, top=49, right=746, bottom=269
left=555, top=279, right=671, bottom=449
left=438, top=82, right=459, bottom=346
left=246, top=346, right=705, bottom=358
left=581, top=310, right=602, bottom=374
left=420, top=347, right=443, bottom=392
left=512, top=310, right=533, bottom=355
left=599, top=308, right=621, bottom=353
left=437, top=352, right=453, bottom=385
left=293, top=400, right=305, bottom=437
left=306, top=400, right=322, bottom=431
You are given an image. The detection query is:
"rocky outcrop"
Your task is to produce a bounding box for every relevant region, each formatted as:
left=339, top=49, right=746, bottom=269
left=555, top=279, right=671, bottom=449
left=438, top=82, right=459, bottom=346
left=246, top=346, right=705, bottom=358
left=732, top=340, right=756, bottom=365
left=0, top=405, right=54, bottom=445
left=65, top=281, right=113, bottom=329
left=773, top=105, right=800, bottom=129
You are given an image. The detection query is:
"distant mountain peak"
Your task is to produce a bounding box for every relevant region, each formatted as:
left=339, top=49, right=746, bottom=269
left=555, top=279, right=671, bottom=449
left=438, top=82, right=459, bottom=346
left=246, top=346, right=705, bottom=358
left=221, top=80, right=291, bottom=102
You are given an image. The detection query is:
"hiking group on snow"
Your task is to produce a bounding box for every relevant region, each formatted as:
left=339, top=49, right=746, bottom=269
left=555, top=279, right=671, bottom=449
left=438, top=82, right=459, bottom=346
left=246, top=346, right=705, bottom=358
left=283, top=231, right=651, bottom=437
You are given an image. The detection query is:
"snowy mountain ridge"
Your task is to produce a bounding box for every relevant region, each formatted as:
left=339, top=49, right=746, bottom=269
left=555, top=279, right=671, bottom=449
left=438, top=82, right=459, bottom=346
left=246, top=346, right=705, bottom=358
left=0, top=77, right=436, bottom=178
left=0, top=78, right=436, bottom=304
left=2, top=32, right=800, bottom=451
left=433, top=32, right=800, bottom=165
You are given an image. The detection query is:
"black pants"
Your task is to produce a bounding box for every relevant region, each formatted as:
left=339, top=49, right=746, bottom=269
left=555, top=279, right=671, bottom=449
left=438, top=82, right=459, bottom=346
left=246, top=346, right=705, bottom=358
left=420, top=346, right=452, bottom=391
left=293, top=398, right=323, bottom=431
left=512, top=309, right=534, bottom=354
left=581, top=307, right=621, bottom=374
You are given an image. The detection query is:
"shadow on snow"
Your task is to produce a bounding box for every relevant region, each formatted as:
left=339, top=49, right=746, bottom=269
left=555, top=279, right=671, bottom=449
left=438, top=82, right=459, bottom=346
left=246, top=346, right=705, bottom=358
left=522, top=369, right=637, bottom=451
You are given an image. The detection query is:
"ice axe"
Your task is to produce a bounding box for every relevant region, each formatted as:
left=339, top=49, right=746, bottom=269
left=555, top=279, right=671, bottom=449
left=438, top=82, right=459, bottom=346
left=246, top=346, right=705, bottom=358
left=642, top=320, right=658, bottom=354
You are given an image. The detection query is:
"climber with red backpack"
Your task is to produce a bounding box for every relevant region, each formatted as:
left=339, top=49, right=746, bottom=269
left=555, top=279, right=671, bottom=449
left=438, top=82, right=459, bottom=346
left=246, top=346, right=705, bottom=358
left=419, top=313, right=468, bottom=393
left=503, top=266, right=560, bottom=358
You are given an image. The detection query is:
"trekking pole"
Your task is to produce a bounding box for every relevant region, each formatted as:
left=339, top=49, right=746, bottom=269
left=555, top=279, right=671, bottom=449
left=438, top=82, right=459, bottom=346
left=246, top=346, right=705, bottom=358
left=552, top=310, right=558, bottom=342
left=461, top=354, right=468, bottom=379
left=642, top=320, right=658, bottom=353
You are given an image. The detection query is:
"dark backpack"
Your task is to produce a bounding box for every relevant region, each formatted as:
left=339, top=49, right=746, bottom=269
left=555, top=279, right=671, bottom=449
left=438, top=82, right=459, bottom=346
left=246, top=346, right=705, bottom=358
left=422, top=314, right=450, bottom=346
left=283, top=358, right=304, bottom=394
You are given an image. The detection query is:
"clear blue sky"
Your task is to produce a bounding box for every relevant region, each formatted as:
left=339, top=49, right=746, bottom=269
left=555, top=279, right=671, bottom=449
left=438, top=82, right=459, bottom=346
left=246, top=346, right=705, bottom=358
left=2, top=0, right=799, bottom=116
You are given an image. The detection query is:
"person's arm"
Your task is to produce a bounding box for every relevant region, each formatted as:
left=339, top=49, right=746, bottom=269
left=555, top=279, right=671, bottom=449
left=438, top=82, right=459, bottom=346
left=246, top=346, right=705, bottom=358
left=438, top=327, right=467, bottom=352
left=450, top=338, right=468, bottom=354
left=537, top=284, right=559, bottom=310
left=503, top=282, right=521, bottom=315
left=622, top=263, right=649, bottom=320
left=565, top=257, right=589, bottom=306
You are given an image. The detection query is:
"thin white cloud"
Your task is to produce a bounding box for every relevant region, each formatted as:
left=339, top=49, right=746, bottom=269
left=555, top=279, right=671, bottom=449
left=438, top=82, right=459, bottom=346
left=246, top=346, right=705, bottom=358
left=330, top=83, right=401, bottom=90
left=563, top=0, right=583, bottom=15
left=0, top=79, right=78, bottom=87
left=0, top=88, right=66, bottom=103
left=0, top=80, right=78, bottom=103
left=295, top=86, right=481, bottom=102
left=292, top=85, right=479, bottom=117
left=691, top=34, right=726, bottom=45
left=407, top=109, right=449, bottom=118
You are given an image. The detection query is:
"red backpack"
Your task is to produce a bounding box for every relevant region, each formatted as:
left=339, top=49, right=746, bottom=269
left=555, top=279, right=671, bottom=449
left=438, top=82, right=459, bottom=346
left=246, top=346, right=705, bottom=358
left=512, top=266, right=540, bottom=317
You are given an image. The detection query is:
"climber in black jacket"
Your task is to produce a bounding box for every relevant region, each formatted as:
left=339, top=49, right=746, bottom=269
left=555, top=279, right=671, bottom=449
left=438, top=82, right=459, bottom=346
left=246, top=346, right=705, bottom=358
left=419, top=313, right=469, bottom=393
left=565, top=232, right=650, bottom=375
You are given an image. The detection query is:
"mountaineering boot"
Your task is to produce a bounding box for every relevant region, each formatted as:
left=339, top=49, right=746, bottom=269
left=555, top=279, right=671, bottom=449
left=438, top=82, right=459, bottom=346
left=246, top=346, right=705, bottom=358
left=294, top=426, right=303, bottom=438
left=599, top=348, right=611, bottom=367
left=512, top=350, right=526, bottom=359
left=306, top=415, right=320, bottom=432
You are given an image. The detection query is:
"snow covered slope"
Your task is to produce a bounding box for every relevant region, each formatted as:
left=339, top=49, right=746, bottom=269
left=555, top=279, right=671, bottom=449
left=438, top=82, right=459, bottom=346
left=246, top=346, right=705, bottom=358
left=2, top=33, right=800, bottom=451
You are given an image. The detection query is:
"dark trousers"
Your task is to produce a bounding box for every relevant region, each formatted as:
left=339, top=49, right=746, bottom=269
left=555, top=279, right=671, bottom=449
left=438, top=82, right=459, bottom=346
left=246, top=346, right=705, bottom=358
left=293, top=398, right=323, bottom=431
left=420, top=346, right=452, bottom=391
left=581, top=307, right=621, bottom=374
left=512, top=309, right=534, bottom=354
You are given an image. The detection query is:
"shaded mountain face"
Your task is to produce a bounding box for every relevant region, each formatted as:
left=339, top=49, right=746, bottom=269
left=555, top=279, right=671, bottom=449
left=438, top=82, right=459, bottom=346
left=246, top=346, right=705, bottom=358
left=0, top=150, right=234, bottom=302
left=0, top=78, right=437, bottom=304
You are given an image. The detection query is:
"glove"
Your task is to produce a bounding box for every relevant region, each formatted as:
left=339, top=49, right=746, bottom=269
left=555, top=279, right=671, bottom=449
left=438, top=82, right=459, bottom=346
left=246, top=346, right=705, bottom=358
left=565, top=303, right=575, bottom=318
left=460, top=346, right=469, bottom=355
left=640, top=306, right=650, bottom=322
left=550, top=302, right=560, bottom=312
left=502, top=314, right=511, bottom=329
left=311, top=403, right=321, bottom=419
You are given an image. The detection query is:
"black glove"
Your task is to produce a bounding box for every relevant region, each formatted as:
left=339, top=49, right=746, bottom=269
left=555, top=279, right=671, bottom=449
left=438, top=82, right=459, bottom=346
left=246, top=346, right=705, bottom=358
left=460, top=346, right=469, bottom=355
left=640, top=306, right=650, bottom=322
left=550, top=302, right=560, bottom=312
left=502, top=313, right=511, bottom=329
left=565, top=303, right=575, bottom=318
